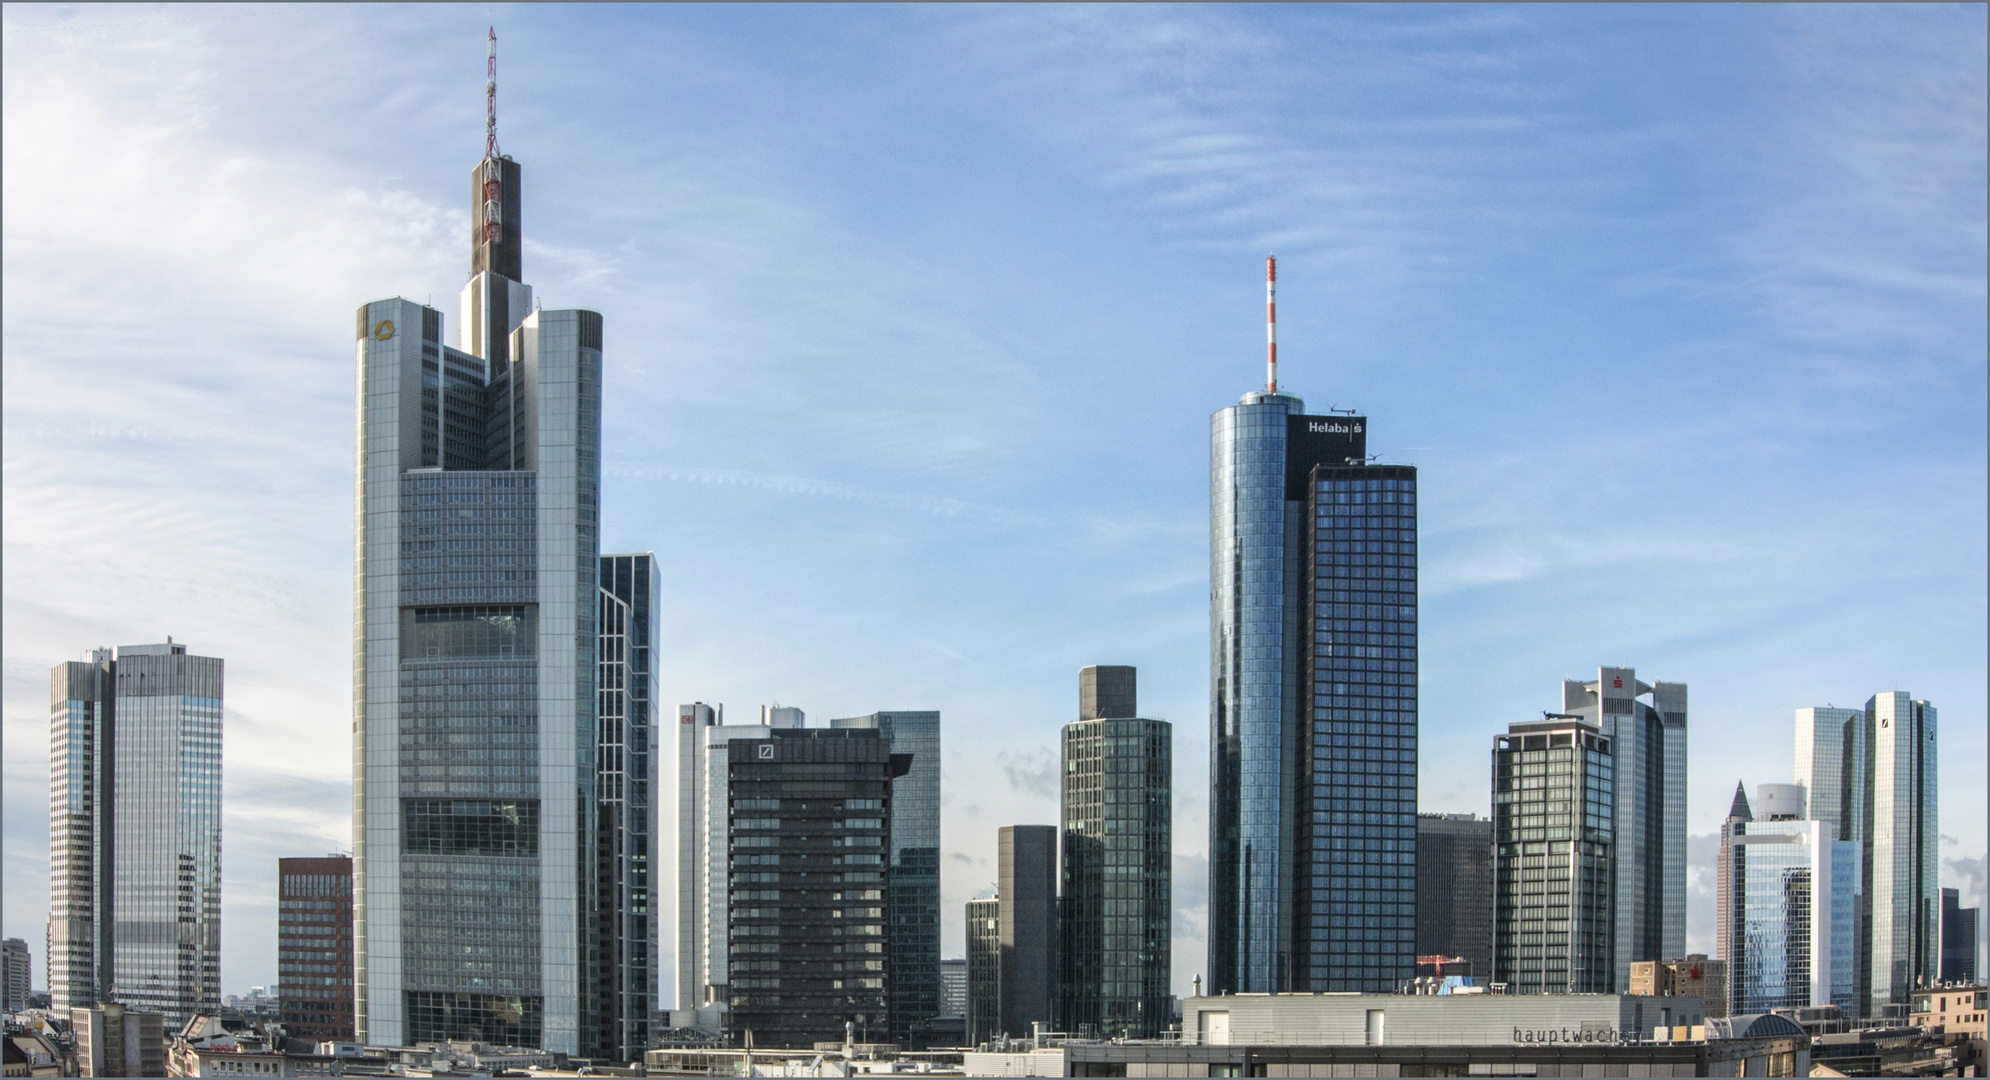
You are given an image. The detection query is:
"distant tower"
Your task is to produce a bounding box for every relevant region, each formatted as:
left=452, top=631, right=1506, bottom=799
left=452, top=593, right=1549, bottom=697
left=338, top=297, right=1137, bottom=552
left=1866, top=692, right=1937, bottom=1015
left=352, top=32, right=606, bottom=1051
left=47, top=642, right=223, bottom=1025
left=278, top=857, right=354, bottom=1041
left=2, top=939, right=30, bottom=1014
left=831, top=712, right=942, bottom=1047
left=1060, top=667, right=1171, bottom=1038
left=964, top=898, right=1001, bottom=1046
left=1717, top=785, right=1834, bottom=1013
left=597, top=553, right=661, bottom=1060
left=1416, top=813, right=1494, bottom=980
left=1558, top=668, right=1688, bottom=990
left=998, top=826, right=1058, bottom=1039
left=1492, top=713, right=1615, bottom=994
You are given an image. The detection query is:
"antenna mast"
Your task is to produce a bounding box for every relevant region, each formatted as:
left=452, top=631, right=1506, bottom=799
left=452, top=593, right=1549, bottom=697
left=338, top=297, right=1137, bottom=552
left=484, top=27, right=499, bottom=161
left=1266, top=255, right=1278, bottom=394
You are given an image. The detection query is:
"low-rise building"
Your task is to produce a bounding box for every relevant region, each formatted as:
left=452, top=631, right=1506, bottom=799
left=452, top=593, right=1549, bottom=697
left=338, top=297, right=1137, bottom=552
left=1630, top=955, right=1729, bottom=1018
left=72, top=1003, right=165, bottom=1077
left=1181, top=992, right=1707, bottom=1047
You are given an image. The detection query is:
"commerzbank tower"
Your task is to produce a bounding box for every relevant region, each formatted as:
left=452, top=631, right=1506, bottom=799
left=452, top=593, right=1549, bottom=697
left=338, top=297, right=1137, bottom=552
left=1208, top=259, right=1419, bottom=995
left=351, top=32, right=612, bottom=1055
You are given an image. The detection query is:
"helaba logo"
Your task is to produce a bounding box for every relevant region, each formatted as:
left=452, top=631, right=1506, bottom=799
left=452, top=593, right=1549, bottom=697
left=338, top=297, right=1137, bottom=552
left=1308, top=421, right=1361, bottom=434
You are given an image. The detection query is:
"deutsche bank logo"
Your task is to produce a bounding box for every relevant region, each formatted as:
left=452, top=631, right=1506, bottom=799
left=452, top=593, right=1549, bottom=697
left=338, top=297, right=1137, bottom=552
left=756, top=743, right=776, bottom=760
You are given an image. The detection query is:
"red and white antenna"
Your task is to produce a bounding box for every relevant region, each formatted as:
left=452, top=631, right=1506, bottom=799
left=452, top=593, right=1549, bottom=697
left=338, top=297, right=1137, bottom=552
left=484, top=27, right=500, bottom=161
left=1266, top=255, right=1278, bottom=394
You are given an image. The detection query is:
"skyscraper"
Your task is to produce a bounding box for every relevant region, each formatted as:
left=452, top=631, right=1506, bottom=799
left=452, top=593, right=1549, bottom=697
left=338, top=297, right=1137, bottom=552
left=1797, top=704, right=1870, bottom=1013
left=725, top=727, right=907, bottom=1048
left=1716, top=785, right=1834, bottom=1013
left=830, top=712, right=941, bottom=1047
left=1868, top=692, right=1937, bottom=1015
left=998, top=826, right=1058, bottom=1038
left=353, top=90, right=605, bottom=1049
left=596, top=553, right=659, bottom=1061
left=278, top=856, right=355, bottom=1041
left=674, top=704, right=792, bottom=1025
left=1208, top=259, right=1418, bottom=994
left=1492, top=713, right=1615, bottom=994
left=1059, top=667, right=1171, bottom=1038
left=1941, top=889, right=1979, bottom=983
left=1558, top=668, right=1687, bottom=990
left=3, top=939, right=30, bottom=1014
left=965, top=898, right=1000, bottom=1046
left=1415, top=814, right=1494, bottom=980
left=48, top=642, right=223, bottom=1024
left=1793, top=694, right=1938, bottom=1016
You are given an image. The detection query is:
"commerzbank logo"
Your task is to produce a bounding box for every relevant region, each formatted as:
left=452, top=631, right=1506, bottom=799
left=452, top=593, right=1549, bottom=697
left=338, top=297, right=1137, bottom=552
left=1307, top=421, right=1362, bottom=434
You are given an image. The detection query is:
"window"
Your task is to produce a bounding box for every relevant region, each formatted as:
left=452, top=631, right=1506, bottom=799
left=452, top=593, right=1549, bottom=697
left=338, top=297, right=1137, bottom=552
left=403, top=799, right=539, bottom=857
left=401, top=606, right=537, bottom=660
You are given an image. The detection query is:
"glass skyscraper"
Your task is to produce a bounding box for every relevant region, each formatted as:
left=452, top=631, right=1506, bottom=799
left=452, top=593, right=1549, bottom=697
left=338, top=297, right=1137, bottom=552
left=830, top=712, right=941, bottom=1047
left=1558, top=668, right=1688, bottom=991
left=48, top=642, right=223, bottom=1025
left=1794, top=693, right=1939, bottom=1016
left=1867, top=692, right=1937, bottom=1016
left=1492, top=714, right=1615, bottom=994
left=1716, top=784, right=1834, bottom=1014
left=1209, top=387, right=1417, bottom=994
left=1059, top=667, right=1171, bottom=1038
left=724, top=727, right=905, bottom=1048
left=353, top=140, right=604, bottom=1052
left=596, top=554, right=659, bottom=1060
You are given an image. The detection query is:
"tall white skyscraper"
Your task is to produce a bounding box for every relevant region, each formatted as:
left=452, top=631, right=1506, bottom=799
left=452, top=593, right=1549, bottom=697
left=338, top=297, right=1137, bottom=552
left=48, top=642, right=223, bottom=1025
left=1559, top=667, right=1688, bottom=991
left=353, top=119, right=605, bottom=1049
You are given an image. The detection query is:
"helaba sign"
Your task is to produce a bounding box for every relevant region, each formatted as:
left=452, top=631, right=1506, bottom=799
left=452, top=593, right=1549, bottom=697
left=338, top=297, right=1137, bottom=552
left=1512, top=1027, right=1627, bottom=1045
left=1307, top=421, right=1363, bottom=435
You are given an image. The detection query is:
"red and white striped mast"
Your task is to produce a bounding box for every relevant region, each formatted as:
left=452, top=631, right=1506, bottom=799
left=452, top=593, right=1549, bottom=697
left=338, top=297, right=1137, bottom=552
left=485, top=27, right=500, bottom=161
left=482, top=27, right=501, bottom=245
left=1265, top=255, right=1279, bottom=394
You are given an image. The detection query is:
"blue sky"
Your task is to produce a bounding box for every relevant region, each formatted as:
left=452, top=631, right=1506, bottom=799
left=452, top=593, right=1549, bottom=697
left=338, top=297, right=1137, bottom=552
left=4, top=3, right=1984, bottom=1000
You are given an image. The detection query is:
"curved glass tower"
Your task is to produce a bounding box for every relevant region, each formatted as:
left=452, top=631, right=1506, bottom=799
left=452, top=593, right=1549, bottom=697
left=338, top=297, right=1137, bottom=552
left=1210, top=385, right=1419, bottom=995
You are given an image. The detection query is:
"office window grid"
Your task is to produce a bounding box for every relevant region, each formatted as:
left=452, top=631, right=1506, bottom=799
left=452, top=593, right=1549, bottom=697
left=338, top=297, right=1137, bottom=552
left=1060, top=718, right=1171, bottom=1037
left=1493, top=726, right=1616, bottom=994
left=1727, top=821, right=1820, bottom=1014
left=1296, top=469, right=1418, bottom=992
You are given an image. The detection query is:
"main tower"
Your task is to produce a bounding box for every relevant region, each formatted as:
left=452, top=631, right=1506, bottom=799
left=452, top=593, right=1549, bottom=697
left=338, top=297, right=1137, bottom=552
left=1208, top=259, right=1418, bottom=994
left=353, top=29, right=603, bottom=1053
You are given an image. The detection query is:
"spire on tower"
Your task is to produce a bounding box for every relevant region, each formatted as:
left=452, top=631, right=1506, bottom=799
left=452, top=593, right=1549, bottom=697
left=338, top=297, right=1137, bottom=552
left=1266, top=255, right=1278, bottom=394
left=485, top=27, right=499, bottom=162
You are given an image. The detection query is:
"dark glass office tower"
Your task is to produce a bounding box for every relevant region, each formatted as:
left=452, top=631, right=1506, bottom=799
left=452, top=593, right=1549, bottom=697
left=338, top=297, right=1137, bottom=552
left=1416, top=814, right=1493, bottom=980
left=597, top=554, right=659, bottom=1061
left=1941, top=889, right=1979, bottom=983
left=965, top=898, right=1000, bottom=1046
left=725, top=728, right=910, bottom=1048
left=278, top=857, right=355, bottom=1041
left=1492, top=715, right=1616, bottom=994
left=1060, top=667, right=1171, bottom=1038
left=998, top=826, right=1058, bottom=1039
left=1210, top=388, right=1418, bottom=994
left=830, top=712, right=941, bottom=1047
left=354, top=140, right=604, bottom=1052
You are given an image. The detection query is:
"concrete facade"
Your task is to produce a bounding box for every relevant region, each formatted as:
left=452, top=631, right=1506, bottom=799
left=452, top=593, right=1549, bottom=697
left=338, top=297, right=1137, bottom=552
left=1180, top=992, right=1708, bottom=1048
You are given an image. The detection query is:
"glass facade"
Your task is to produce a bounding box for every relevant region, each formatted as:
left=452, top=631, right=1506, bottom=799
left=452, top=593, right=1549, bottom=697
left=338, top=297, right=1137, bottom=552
left=1867, top=692, right=1938, bottom=1016
left=1718, top=796, right=1831, bottom=1014
left=279, top=856, right=355, bottom=1041
left=1297, top=467, right=1418, bottom=992
left=965, top=898, right=1000, bottom=1047
left=830, top=712, right=941, bottom=1047
left=725, top=729, right=900, bottom=1049
left=1492, top=719, right=1615, bottom=994
left=354, top=149, right=606, bottom=1054
left=1830, top=840, right=1862, bottom=1013
left=1060, top=715, right=1171, bottom=1037
left=46, top=643, right=223, bottom=1025
left=1415, top=814, right=1494, bottom=980
left=596, top=554, right=659, bottom=1061
left=1209, top=390, right=1412, bottom=995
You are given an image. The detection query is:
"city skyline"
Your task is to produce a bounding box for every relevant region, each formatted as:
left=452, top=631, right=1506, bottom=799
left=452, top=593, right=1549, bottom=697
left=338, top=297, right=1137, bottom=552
left=3, top=3, right=1985, bottom=1002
